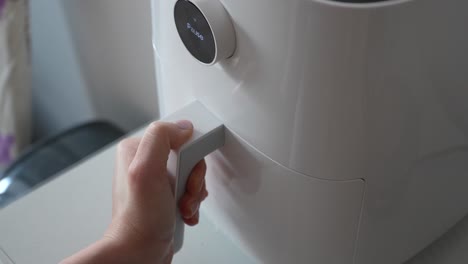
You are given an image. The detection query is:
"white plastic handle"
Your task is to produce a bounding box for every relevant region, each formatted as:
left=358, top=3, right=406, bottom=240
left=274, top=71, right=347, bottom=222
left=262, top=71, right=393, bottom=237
left=162, top=101, right=225, bottom=253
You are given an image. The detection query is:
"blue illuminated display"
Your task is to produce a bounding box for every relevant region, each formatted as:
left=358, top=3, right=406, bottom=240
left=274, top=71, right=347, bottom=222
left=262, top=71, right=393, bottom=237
left=175, top=0, right=215, bottom=64
left=187, top=23, right=204, bottom=41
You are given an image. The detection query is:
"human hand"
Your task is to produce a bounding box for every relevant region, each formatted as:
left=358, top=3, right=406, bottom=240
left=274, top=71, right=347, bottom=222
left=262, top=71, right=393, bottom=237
left=62, top=120, right=208, bottom=264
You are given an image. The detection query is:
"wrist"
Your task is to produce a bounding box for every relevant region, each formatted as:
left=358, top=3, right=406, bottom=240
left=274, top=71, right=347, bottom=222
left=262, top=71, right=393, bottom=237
left=61, top=234, right=172, bottom=264
left=101, top=223, right=173, bottom=264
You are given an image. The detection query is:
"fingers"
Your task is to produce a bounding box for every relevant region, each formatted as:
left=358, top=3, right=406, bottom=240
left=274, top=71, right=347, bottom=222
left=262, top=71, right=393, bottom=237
left=113, top=137, right=142, bottom=217
left=179, top=194, right=200, bottom=219
left=201, top=185, right=208, bottom=201
left=128, top=120, right=193, bottom=187
left=185, top=160, right=207, bottom=195
left=182, top=187, right=207, bottom=226
left=116, top=138, right=141, bottom=167
left=184, top=211, right=200, bottom=226
left=178, top=160, right=208, bottom=222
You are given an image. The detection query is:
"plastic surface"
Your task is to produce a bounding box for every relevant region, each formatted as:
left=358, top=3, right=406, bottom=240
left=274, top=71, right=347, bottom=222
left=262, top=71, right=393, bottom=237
left=153, top=0, right=468, bottom=263
left=0, top=248, right=13, bottom=264
left=160, top=101, right=225, bottom=252
left=407, top=214, right=468, bottom=264
left=203, top=130, right=365, bottom=263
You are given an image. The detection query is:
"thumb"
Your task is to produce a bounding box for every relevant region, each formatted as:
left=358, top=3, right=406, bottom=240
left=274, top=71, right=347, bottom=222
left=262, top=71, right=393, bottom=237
left=129, top=120, right=193, bottom=186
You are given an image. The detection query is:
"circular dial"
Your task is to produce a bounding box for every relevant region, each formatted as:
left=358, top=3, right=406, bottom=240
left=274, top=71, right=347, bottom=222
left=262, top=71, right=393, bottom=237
left=174, top=0, right=236, bottom=65
left=174, top=0, right=216, bottom=64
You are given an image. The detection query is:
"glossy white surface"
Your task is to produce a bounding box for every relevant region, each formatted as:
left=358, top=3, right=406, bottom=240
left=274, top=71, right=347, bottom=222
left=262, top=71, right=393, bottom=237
left=153, top=0, right=468, bottom=263
left=204, top=130, right=365, bottom=264
left=407, top=213, right=468, bottom=264
left=0, top=128, right=254, bottom=264
left=0, top=248, right=13, bottom=264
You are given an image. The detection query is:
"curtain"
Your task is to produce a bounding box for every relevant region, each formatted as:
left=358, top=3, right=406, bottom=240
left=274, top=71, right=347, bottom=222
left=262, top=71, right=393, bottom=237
left=0, top=0, right=31, bottom=173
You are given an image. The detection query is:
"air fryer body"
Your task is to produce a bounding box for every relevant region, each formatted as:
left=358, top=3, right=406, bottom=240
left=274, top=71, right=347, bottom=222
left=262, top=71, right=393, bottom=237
left=152, top=0, right=468, bottom=263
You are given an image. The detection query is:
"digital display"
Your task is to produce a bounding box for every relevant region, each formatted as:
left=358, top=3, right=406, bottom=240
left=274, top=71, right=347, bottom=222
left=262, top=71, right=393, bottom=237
left=186, top=22, right=204, bottom=41
left=174, top=0, right=216, bottom=64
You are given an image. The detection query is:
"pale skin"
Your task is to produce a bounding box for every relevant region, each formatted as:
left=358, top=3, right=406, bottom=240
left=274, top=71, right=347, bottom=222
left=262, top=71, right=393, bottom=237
left=61, top=120, right=208, bottom=264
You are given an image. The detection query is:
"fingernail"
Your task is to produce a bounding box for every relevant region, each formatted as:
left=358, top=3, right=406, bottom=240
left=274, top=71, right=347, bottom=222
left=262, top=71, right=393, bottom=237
left=175, top=120, right=193, bottom=130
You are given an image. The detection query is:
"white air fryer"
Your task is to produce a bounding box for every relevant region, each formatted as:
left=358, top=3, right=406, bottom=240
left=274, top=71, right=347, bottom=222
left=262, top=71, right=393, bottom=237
left=152, top=0, right=468, bottom=263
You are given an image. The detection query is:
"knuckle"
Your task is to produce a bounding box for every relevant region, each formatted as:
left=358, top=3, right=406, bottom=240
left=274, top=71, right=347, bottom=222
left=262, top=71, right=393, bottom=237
left=148, top=121, right=171, bottom=138
left=127, top=160, right=167, bottom=189
left=117, top=138, right=133, bottom=153
left=127, top=161, right=145, bottom=186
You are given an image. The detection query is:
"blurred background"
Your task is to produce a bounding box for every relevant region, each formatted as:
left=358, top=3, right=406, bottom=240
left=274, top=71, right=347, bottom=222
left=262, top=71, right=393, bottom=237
left=32, top=0, right=159, bottom=139
left=0, top=0, right=160, bottom=206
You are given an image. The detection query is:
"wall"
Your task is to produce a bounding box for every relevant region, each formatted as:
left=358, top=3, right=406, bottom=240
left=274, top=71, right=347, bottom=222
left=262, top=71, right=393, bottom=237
left=30, top=0, right=159, bottom=139
left=30, top=0, right=94, bottom=139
